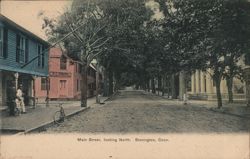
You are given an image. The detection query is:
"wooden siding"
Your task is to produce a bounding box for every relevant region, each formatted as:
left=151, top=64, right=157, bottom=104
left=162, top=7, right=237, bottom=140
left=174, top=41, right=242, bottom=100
left=0, top=22, right=48, bottom=76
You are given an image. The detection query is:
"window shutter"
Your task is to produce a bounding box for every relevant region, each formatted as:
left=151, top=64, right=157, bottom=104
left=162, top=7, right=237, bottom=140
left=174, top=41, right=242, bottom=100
left=37, top=45, right=40, bottom=67
left=25, top=38, right=29, bottom=63
left=3, top=27, right=8, bottom=58
left=42, top=45, right=45, bottom=67
left=16, top=34, right=20, bottom=62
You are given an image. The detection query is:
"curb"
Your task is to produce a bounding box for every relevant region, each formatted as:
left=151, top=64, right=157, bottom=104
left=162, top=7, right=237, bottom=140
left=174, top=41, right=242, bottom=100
left=17, top=107, right=90, bottom=135
left=16, top=96, right=112, bottom=135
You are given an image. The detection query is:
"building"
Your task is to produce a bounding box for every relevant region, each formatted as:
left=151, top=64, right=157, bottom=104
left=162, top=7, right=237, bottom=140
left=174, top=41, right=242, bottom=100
left=0, top=14, right=49, bottom=108
left=180, top=55, right=250, bottom=101
left=35, top=47, right=100, bottom=101
left=160, top=54, right=250, bottom=102
left=185, top=70, right=246, bottom=100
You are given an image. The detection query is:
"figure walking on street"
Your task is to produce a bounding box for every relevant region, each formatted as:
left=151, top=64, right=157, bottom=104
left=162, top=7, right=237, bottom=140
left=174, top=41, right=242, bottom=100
left=16, top=85, right=26, bottom=113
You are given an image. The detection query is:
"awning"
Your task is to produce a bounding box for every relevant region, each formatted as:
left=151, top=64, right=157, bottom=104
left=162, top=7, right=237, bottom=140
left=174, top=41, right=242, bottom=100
left=0, top=65, right=48, bottom=77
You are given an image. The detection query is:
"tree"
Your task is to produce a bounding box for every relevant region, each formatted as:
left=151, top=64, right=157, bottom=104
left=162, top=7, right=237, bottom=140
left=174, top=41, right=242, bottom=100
left=220, top=1, right=250, bottom=103
left=42, top=0, right=110, bottom=107
left=91, top=0, right=153, bottom=92
left=158, top=0, right=250, bottom=108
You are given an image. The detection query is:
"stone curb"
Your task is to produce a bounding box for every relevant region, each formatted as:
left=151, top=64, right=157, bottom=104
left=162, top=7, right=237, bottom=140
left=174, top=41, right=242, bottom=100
left=15, top=96, right=112, bottom=135
left=16, top=107, right=90, bottom=135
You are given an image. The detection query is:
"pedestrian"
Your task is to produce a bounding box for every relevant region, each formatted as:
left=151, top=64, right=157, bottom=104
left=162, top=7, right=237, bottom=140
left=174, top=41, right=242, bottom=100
left=16, top=85, right=26, bottom=113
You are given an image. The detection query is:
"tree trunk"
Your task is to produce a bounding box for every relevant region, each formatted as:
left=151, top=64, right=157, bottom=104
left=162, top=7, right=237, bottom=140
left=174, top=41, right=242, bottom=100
left=108, top=70, right=113, bottom=95
left=171, top=75, right=176, bottom=99
left=226, top=77, right=234, bottom=103
left=158, top=75, right=161, bottom=95
left=103, top=69, right=108, bottom=97
left=96, top=63, right=100, bottom=103
left=147, top=80, right=150, bottom=92
left=162, top=75, right=166, bottom=96
left=151, top=78, right=156, bottom=94
left=214, top=73, right=223, bottom=108
left=81, top=64, right=88, bottom=107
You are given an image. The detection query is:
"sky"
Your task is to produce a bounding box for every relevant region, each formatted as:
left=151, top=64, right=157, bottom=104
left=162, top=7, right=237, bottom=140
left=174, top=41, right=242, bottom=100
left=0, top=0, right=72, bottom=40
left=0, top=0, right=163, bottom=40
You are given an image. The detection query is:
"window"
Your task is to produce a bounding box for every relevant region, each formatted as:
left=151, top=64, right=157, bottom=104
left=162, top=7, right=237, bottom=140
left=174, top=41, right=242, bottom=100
left=16, top=35, right=27, bottom=63
left=37, top=44, right=44, bottom=67
left=0, top=28, right=3, bottom=57
left=60, top=56, right=67, bottom=70
left=60, top=80, right=67, bottom=89
left=41, top=78, right=49, bottom=90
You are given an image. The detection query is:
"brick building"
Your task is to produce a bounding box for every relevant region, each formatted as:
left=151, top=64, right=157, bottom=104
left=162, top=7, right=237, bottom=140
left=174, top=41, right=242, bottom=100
left=35, top=47, right=98, bottom=101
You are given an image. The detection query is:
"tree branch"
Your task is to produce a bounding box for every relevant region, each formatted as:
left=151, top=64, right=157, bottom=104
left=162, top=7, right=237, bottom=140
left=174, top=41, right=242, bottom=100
left=93, top=37, right=111, bottom=49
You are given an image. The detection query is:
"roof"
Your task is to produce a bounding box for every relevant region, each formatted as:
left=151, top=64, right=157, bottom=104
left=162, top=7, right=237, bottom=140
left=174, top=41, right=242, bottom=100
left=0, top=14, right=49, bottom=46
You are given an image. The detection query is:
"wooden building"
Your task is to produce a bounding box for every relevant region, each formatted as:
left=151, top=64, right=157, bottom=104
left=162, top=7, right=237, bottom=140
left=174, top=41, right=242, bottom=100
left=0, top=14, right=49, bottom=108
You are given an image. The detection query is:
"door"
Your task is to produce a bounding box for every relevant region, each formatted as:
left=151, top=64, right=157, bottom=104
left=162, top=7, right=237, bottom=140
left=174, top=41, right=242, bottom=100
left=59, top=80, right=68, bottom=98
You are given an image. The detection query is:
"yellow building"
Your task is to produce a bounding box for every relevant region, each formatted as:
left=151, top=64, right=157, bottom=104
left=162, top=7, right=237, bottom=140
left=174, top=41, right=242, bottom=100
left=187, top=69, right=246, bottom=101
left=181, top=54, right=250, bottom=103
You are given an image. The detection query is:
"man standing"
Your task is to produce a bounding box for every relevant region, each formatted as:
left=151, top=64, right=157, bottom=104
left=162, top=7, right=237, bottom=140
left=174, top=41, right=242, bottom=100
left=16, top=85, right=26, bottom=113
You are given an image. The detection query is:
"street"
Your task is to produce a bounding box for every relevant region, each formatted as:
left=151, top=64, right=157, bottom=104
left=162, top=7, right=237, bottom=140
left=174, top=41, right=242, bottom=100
left=44, top=90, right=250, bottom=133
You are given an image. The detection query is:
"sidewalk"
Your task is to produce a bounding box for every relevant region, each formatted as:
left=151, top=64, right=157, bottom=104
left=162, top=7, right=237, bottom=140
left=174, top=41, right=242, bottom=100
left=142, top=90, right=250, bottom=119
left=0, top=96, right=109, bottom=134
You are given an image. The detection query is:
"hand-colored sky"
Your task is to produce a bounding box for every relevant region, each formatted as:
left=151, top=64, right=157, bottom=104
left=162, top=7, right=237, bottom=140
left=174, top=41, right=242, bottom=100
left=0, top=0, right=163, bottom=40
left=1, top=0, right=71, bottom=40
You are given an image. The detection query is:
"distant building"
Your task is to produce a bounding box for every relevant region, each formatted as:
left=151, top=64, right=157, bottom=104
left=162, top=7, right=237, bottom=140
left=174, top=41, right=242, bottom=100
left=185, top=70, right=245, bottom=100
left=35, top=47, right=100, bottom=101
left=186, top=55, right=250, bottom=101
left=0, top=14, right=49, bottom=108
left=162, top=54, right=250, bottom=102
